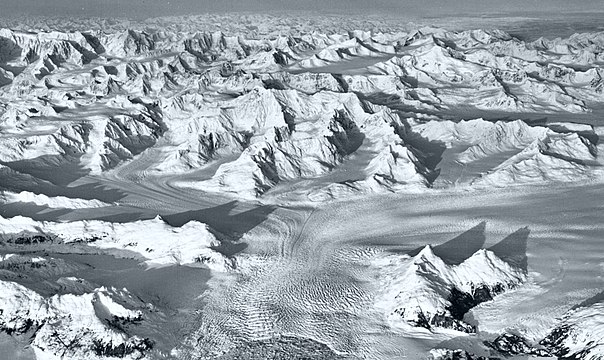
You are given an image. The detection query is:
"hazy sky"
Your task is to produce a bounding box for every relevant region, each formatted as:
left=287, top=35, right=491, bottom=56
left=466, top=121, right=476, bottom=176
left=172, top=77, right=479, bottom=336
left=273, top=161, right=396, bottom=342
left=1, top=0, right=603, bottom=19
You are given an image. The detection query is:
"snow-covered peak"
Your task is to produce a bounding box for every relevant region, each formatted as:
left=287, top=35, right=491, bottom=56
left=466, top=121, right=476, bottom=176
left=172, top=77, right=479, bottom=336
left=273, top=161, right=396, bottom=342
left=454, top=249, right=526, bottom=293
left=0, top=280, right=151, bottom=359
left=412, top=245, right=449, bottom=273
left=375, top=244, right=526, bottom=333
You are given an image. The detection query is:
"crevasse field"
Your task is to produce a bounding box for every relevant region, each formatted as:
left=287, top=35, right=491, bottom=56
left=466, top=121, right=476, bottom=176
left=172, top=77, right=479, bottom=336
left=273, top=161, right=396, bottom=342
left=0, top=12, right=603, bottom=360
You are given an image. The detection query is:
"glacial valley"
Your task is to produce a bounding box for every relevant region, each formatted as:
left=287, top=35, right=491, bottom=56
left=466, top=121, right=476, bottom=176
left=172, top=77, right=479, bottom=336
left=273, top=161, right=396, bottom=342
left=0, top=12, right=603, bottom=360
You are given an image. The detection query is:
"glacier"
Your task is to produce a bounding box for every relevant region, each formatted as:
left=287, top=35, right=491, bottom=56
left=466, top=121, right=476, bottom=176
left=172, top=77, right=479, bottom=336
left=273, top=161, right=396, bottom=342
left=0, top=12, right=603, bottom=360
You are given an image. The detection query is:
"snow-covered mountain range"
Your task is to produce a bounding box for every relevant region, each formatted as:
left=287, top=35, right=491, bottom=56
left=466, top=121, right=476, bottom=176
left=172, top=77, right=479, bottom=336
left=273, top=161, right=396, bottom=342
left=0, top=215, right=232, bottom=269
left=1, top=24, right=602, bottom=200
left=0, top=280, right=152, bottom=360
left=374, top=245, right=526, bottom=333
left=1, top=13, right=603, bottom=360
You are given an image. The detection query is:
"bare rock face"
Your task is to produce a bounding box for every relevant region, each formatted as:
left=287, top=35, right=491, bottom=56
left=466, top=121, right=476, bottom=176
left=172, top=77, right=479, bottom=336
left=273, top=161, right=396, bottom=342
left=485, top=333, right=551, bottom=357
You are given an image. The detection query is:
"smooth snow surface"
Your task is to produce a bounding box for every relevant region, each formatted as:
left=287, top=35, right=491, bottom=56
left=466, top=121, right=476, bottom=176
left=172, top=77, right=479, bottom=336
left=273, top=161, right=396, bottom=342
left=0, top=12, right=603, bottom=360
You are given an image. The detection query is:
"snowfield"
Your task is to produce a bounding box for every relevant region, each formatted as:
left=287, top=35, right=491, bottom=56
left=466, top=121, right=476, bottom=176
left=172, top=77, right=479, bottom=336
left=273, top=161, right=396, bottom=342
left=0, top=12, right=603, bottom=360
